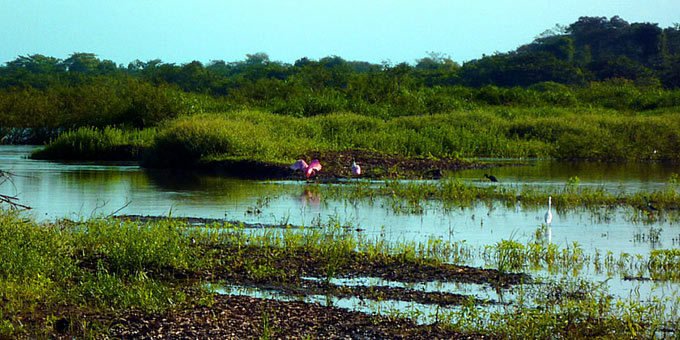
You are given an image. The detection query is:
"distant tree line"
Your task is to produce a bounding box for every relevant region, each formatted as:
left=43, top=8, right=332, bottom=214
left=1, top=16, right=680, bottom=129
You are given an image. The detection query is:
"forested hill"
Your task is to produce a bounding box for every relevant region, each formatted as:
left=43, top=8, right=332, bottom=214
left=1, top=16, right=680, bottom=129
left=463, top=16, right=680, bottom=87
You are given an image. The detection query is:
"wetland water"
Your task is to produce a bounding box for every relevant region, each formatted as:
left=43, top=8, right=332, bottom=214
left=2, top=145, right=679, bottom=318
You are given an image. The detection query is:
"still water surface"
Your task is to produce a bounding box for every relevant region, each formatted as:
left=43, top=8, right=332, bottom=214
left=1, top=145, right=679, bottom=306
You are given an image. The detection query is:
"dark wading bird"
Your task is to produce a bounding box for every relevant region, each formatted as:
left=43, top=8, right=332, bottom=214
left=484, top=174, right=498, bottom=182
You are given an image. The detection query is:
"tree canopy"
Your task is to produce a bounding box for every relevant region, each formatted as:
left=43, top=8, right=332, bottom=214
left=1, top=17, right=680, bottom=129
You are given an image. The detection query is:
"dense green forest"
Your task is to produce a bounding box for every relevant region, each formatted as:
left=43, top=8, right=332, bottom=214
left=1, top=16, right=680, bottom=130
left=2, top=16, right=680, bottom=163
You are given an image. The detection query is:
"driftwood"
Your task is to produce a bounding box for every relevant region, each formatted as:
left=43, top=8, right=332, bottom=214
left=0, top=170, right=31, bottom=210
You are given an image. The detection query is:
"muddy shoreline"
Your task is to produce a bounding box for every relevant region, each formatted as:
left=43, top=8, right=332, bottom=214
left=37, top=293, right=491, bottom=339
left=34, top=214, right=524, bottom=338
left=195, top=149, right=501, bottom=180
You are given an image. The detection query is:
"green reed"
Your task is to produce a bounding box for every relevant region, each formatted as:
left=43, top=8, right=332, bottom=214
left=437, top=277, right=679, bottom=339
left=32, top=126, right=156, bottom=160
left=0, top=208, right=678, bottom=338
left=320, top=174, right=680, bottom=218
left=33, top=108, right=680, bottom=164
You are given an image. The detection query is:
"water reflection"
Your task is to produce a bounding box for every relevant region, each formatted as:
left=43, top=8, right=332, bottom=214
left=1, top=146, right=678, bottom=256
left=455, top=158, right=678, bottom=192
left=2, top=145, right=679, bottom=308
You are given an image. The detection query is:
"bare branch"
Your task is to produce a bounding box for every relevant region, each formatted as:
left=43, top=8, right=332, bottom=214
left=107, top=198, right=132, bottom=218
left=0, top=170, right=31, bottom=210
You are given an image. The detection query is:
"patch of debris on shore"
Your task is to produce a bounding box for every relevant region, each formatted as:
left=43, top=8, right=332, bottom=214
left=200, top=149, right=505, bottom=180
left=48, top=294, right=491, bottom=339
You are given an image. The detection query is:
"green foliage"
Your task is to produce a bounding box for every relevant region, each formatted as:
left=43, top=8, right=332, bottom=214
left=144, top=112, right=310, bottom=166
left=72, top=270, right=182, bottom=312
left=32, top=126, right=155, bottom=160
left=75, top=218, right=195, bottom=275
left=0, top=212, right=75, bottom=281
left=648, top=249, right=680, bottom=281
left=35, top=106, right=680, bottom=164
left=3, top=17, right=680, bottom=134
left=0, top=77, right=197, bottom=129
left=0, top=208, right=677, bottom=338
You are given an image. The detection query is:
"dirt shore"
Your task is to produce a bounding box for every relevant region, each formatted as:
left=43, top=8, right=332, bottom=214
left=198, top=149, right=497, bottom=180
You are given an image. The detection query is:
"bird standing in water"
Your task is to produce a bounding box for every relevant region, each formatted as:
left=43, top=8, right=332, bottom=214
left=351, top=160, right=361, bottom=177
left=544, top=196, right=553, bottom=226
left=484, top=174, right=498, bottom=182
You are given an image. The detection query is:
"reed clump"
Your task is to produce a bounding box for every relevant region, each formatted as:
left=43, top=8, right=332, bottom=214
left=32, top=108, right=680, bottom=164
left=0, top=210, right=677, bottom=338
left=321, top=174, right=680, bottom=217
left=31, top=126, right=155, bottom=160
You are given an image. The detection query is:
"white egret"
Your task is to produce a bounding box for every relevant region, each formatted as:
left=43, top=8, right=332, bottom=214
left=544, top=196, right=553, bottom=226
left=351, top=160, right=361, bottom=176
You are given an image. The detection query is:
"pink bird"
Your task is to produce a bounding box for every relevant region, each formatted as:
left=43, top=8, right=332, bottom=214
left=351, top=160, right=361, bottom=176
left=290, top=159, right=308, bottom=172
left=290, top=159, right=322, bottom=179
left=306, top=159, right=322, bottom=178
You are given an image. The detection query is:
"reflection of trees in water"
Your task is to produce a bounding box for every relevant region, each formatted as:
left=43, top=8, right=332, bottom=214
left=145, top=169, right=292, bottom=204
left=145, top=169, right=204, bottom=191
left=59, top=169, right=148, bottom=188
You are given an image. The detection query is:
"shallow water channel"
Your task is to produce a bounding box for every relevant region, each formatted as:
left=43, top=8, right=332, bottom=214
left=1, top=145, right=679, bottom=322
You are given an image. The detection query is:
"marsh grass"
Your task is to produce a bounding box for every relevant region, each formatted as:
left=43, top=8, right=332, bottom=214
left=477, top=225, right=680, bottom=282
left=33, top=108, right=680, bottom=164
left=146, top=109, right=680, bottom=162
left=0, top=210, right=678, bottom=337
left=75, top=217, right=196, bottom=275
left=0, top=212, right=195, bottom=337
left=319, top=174, right=680, bottom=219
left=438, top=277, right=678, bottom=339
left=483, top=236, right=586, bottom=275
left=32, top=126, right=156, bottom=160
left=649, top=249, right=680, bottom=281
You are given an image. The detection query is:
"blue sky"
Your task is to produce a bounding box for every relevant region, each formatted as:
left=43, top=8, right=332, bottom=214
left=1, top=0, right=678, bottom=66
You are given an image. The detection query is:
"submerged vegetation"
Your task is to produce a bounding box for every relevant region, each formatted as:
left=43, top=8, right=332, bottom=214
left=314, top=173, right=680, bottom=220
left=0, top=210, right=677, bottom=338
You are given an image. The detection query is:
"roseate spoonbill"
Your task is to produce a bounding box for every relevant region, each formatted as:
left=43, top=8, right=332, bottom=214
left=351, top=160, right=361, bottom=176
left=290, top=159, right=308, bottom=171
left=306, top=159, right=322, bottom=178
left=544, top=196, right=553, bottom=226
left=291, top=159, right=322, bottom=178
left=484, top=174, right=498, bottom=182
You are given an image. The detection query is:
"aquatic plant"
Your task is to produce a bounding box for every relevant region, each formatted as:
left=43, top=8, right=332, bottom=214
left=0, top=209, right=677, bottom=338
left=438, top=277, right=678, bottom=338
left=31, top=126, right=155, bottom=160
left=320, top=176, right=680, bottom=220
left=32, top=108, right=680, bottom=164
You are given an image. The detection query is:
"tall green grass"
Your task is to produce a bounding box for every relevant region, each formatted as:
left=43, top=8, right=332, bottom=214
left=32, top=126, right=156, bottom=160
left=33, top=107, right=680, bottom=164
left=144, top=112, right=311, bottom=166
left=0, top=209, right=678, bottom=337
left=135, top=108, right=680, bottom=164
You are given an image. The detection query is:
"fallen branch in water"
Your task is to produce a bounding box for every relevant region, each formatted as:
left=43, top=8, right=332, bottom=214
left=0, top=193, right=31, bottom=210
left=0, top=170, right=31, bottom=210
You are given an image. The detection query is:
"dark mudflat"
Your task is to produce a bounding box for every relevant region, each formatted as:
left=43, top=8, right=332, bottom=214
left=198, top=149, right=500, bottom=180
left=39, top=294, right=490, bottom=339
